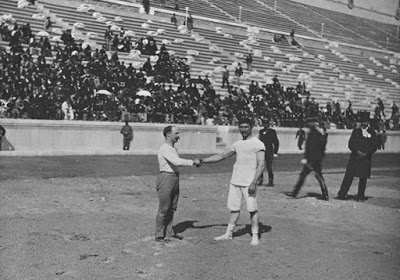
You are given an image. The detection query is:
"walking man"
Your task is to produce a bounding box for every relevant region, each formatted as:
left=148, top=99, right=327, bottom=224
left=258, top=119, right=279, bottom=186
left=120, top=120, right=133, bottom=151
left=336, top=120, right=377, bottom=201
left=200, top=117, right=265, bottom=245
left=155, top=125, right=200, bottom=241
left=286, top=120, right=329, bottom=200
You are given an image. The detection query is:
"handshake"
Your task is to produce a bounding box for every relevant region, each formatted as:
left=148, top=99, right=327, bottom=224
left=193, top=158, right=203, bottom=167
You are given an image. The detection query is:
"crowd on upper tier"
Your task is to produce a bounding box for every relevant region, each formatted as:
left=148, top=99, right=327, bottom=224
left=0, top=18, right=399, bottom=130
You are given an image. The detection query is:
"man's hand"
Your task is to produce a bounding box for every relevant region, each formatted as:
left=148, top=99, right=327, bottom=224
left=248, top=183, right=256, bottom=195
left=193, top=159, right=202, bottom=167
left=301, top=158, right=307, bottom=165
left=274, top=154, right=278, bottom=158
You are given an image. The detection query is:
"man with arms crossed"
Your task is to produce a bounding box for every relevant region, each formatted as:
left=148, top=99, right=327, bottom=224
left=200, top=117, right=265, bottom=246
left=156, top=125, right=200, bottom=242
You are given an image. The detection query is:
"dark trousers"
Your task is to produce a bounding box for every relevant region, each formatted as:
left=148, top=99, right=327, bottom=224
left=123, top=138, right=130, bottom=150
left=155, top=172, right=179, bottom=239
left=338, top=172, right=367, bottom=198
left=292, top=160, right=328, bottom=197
left=222, top=77, right=229, bottom=89
left=260, top=154, right=274, bottom=183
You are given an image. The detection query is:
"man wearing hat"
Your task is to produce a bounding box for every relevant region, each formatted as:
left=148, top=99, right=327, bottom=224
left=258, top=119, right=279, bottom=186
left=120, top=119, right=133, bottom=151
left=286, top=118, right=329, bottom=200
left=336, top=119, right=378, bottom=201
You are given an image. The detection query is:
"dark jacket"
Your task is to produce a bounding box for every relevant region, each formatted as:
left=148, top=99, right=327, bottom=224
left=345, top=127, right=377, bottom=178
left=259, top=128, right=279, bottom=155
left=0, top=125, right=5, bottom=138
left=304, top=127, right=327, bottom=161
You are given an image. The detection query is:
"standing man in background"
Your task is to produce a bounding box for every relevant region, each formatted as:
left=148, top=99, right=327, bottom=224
left=120, top=120, right=133, bottom=151
left=155, top=125, right=201, bottom=242
left=258, top=119, right=279, bottom=186
left=200, top=117, right=265, bottom=246
left=295, top=124, right=306, bottom=150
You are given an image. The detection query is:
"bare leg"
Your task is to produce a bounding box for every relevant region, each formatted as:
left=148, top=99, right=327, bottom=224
left=214, top=211, right=240, bottom=241
left=250, top=211, right=259, bottom=245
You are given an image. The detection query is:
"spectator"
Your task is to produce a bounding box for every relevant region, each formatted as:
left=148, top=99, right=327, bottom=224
left=142, top=57, right=153, bottom=76
left=221, top=65, right=230, bottom=90
left=377, top=98, right=385, bottom=118
left=44, top=17, right=52, bottom=31
left=235, top=63, right=243, bottom=85
left=391, top=102, right=399, bottom=129
left=174, top=0, right=179, bottom=10
left=142, top=0, right=150, bottom=14
left=187, top=14, right=194, bottom=31
left=120, top=119, right=133, bottom=150
left=0, top=125, right=6, bottom=151
left=171, top=13, right=177, bottom=26
left=290, top=29, right=295, bottom=39
left=245, top=53, right=253, bottom=71
left=295, top=124, right=305, bottom=150
left=104, top=26, right=113, bottom=51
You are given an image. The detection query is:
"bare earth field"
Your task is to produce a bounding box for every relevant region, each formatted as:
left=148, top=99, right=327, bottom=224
left=1, top=154, right=400, bottom=280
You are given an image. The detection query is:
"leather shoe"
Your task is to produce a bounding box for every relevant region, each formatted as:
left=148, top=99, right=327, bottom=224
left=334, top=195, right=346, bottom=200
left=321, top=195, right=329, bottom=201
left=284, top=191, right=296, bottom=198
left=356, top=196, right=367, bottom=202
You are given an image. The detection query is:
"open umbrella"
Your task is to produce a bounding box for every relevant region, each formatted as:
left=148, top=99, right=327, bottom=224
left=95, top=90, right=112, bottom=96
left=37, top=31, right=50, bottom=37
left=136, top=90, right=151, bottom=97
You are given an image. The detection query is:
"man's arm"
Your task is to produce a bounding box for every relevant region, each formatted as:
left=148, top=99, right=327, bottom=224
left=273, top=130, right=279, bottom=155
left=248, top=150, right=265, bottom=194
left=162, top=148, right=194, bottom=167
left=201, top=149, right=235, bottom=164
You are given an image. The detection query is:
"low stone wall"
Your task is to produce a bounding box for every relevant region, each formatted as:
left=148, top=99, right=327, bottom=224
left=0, top=120, right=399, bottom=156
left=0, top=120, right=219, bottom=156
left=218, top=126, right=400, bottom=154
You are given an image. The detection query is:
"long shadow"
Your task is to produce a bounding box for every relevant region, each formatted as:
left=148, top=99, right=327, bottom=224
left=233, top=223, right=272, bottom=238
left=173, top=220, right=226, bottom=234
left=301, top=192, right=329, bottom=201
left=173, top=220, right=272, bottom=239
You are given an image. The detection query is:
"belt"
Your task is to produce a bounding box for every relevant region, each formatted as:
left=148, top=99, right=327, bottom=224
left=159, top=171, right=179, bottom=175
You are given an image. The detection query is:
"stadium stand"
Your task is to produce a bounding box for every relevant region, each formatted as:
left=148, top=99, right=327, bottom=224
left=0, top=0, right=399, bottom=130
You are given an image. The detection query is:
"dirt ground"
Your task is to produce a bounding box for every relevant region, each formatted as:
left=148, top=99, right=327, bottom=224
left=1, top=154, right=400, bottom=280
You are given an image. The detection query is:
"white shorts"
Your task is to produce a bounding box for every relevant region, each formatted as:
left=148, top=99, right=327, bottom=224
left=227, top=183, right=258, bottom=212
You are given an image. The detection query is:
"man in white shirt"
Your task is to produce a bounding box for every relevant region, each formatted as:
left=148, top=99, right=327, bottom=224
left=200, top=117, right=265, bottom=245
left=155, top=125, right=201, bottom=242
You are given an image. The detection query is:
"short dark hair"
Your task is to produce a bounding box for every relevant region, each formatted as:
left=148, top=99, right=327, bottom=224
left=163, top=125, right=175, bottom=137
left=238, top=117, right=254, bottom=126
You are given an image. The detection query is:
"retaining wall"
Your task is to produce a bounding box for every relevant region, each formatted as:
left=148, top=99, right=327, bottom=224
left=0, top=119, right=399, bottom=156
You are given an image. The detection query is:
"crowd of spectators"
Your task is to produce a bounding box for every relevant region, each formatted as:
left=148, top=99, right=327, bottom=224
left=0, top=20, right=192, bottom=122
left=1, top=20, right=398, bottom=131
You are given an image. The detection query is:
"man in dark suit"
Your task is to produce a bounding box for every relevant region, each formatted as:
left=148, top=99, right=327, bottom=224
left=258, top=119, right=279, bottom=186
left=336, top=120, right=378, bottom=201
left=286, top=120, right=329, bottom=200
